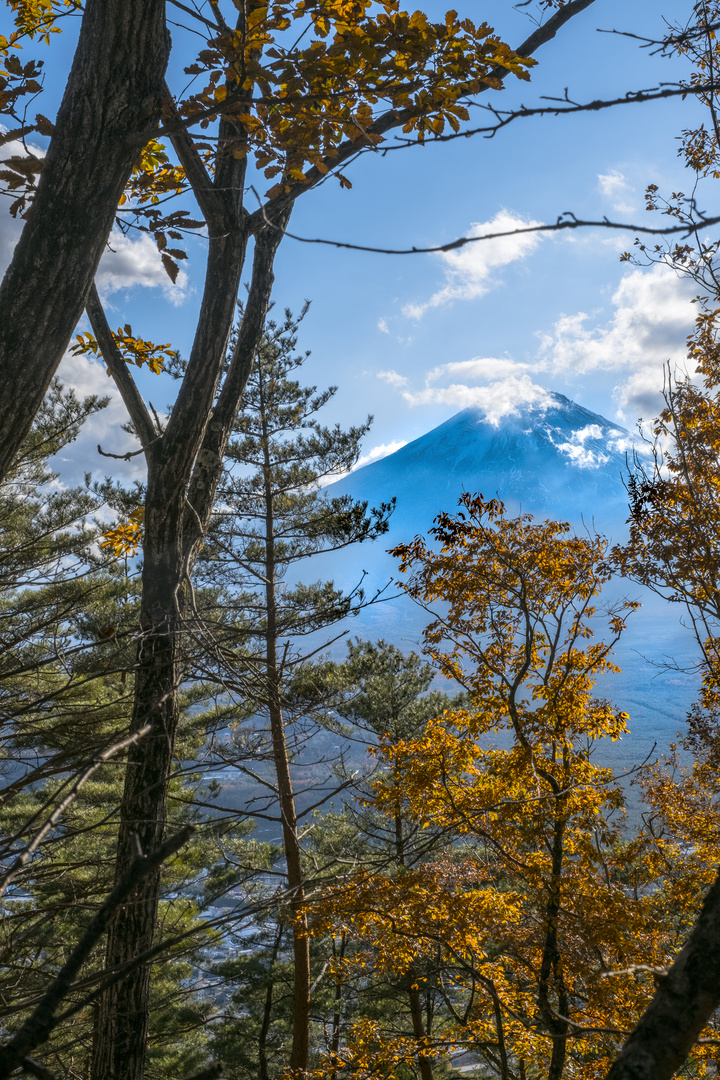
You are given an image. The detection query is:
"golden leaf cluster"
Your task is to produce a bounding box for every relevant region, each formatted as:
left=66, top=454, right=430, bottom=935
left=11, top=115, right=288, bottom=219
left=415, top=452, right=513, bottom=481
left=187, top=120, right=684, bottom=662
left=306, top=495, right=717, bottom=1078
left=178, top=0, right=535, bottom=196
left=100, top=507, right=144, bottom=558
left=72, top=325, right=178, bottom=376
left=1, top=0, right=78, bottom=53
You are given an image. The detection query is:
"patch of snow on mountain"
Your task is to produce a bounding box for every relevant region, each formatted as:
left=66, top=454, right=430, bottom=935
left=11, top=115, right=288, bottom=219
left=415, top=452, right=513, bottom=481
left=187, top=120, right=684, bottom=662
left=548, top=423, right=612, bottom=468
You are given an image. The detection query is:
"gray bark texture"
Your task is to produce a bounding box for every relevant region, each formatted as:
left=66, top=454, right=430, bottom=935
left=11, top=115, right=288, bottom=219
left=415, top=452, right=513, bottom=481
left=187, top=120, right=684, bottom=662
left=605, top=868, right=720, bottom=1080
left=89, top=217, right=286, bottom=1080
left=0, top=0, right=169, bottom=482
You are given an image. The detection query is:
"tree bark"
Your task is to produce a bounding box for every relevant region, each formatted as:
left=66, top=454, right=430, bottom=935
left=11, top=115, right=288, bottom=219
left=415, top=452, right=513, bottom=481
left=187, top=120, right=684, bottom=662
left=261, top=393, right=312, bottom=1078
left=89, top=467, right=186, bottom=1080
left=604, top=867, right=720, bottom=1080
left=538, top=813, right=569, bottom=1080
left=407, top=968, right=435, bottom=1080
left=395, top=798, right=433, bottom=1080
left=258, top=922, right=284, bottom=1080
left=0, top=0, right=169, bottom=483
left=89, top=214, right=285, bottom=1080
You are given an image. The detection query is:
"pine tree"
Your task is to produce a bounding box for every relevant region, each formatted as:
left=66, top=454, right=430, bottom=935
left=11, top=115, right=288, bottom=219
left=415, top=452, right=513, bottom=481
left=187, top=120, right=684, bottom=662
left=0, top=387, right=227, bottom=1078
left=316, top=640, right=466, bottom=1080
left=195, top=307, right=393, bottom=1077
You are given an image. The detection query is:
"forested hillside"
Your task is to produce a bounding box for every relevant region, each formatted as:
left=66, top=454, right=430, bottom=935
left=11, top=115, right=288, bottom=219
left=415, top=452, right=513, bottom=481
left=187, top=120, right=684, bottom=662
left=2, top=314, right=720, bottom=1080
left=3, top=1, right=720, bottom=1079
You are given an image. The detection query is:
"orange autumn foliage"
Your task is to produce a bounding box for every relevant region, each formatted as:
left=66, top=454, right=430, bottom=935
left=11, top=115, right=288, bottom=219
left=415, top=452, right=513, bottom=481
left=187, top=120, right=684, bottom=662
left=310, top=497, right=716, bottom=1080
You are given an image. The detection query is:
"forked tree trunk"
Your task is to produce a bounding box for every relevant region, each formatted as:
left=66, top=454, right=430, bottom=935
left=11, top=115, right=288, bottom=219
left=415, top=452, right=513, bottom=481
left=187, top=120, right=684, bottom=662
left=0, top=0, right=169, bottom=482
left=89, top=218, right=287, bottom=1080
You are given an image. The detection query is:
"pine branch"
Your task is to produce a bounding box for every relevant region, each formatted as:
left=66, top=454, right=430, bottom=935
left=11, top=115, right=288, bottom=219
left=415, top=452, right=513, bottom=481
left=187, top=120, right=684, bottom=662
left=0, top=725, right=152, bottom=898
left=0, top=825, right=194, bottom=1080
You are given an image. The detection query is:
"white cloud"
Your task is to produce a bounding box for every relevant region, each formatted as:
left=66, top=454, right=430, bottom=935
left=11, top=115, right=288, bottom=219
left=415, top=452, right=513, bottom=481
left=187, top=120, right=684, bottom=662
left=597, top=169, right=636, bottom=214
left=426, top=356, right=533, bottom=384
left=97, top=229, right=189, bottom=305
left=379, top=266, right=696, bottom=431
left=377, top=368, right=409, bottom=388
left=403, top=210, right=543, bottom=319
left=355, top=440, right=408, bottom=469
left=607, top=433, right=638, bottom=455
left=538, top=265, right=695, bottom=421
left=375, top=254, right=700, bottom=437
left=402, top=374, right=552, bottom=425
left=377, top=317, right=389, bottom=333
left=53, top=349, right=148, bottom=483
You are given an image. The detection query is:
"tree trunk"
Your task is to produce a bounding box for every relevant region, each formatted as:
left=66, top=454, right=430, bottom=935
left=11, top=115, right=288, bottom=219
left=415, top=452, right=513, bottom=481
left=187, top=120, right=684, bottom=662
left=0, top=0, right=169, bottom=482
left=89, top=216, right=285, bottom=1080
left=407, top=967, right=435, bottom=1080
left=330, top=934, right=345, bottom=1066
left=261, top=400, right=311, bottom=1077
left=258, top=922, right=284, bottom=1080
left=90, top=466, right=186, bottom=1080
left=395, top=802, right=433, bottom=1080
left=267, top=687, right=310, bottom=1078
left=538, top=812, right=569, bottom=1080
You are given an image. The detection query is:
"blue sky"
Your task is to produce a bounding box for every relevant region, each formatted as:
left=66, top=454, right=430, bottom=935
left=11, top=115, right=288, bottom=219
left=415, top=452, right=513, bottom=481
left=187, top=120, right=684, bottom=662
left=1, top=0, right=707, bottom=485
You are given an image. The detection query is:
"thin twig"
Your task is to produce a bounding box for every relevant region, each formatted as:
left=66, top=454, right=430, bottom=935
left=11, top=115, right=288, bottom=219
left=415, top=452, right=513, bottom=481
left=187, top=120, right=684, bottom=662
left=0, top=725, right=152, bottom=898
left=0, top=825, right=195, bottom=1080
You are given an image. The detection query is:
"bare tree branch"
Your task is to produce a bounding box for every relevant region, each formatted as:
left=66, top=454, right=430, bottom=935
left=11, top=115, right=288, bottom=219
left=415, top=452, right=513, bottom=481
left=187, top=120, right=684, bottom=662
left=258, top=209, right=720, bottom=257
left=512, top=0, right=597, bottom=63
left=0, top=725, right=152, bottom=898
left=0, top=825, right=195, bottom=1080
left=402, top=82, right=718, bottom=147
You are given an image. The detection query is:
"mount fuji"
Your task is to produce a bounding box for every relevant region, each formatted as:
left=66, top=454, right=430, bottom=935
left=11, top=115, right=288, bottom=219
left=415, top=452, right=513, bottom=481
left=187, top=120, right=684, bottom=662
left=322, top=392, right=700, bottom=764
left=336, top=392, right=631, bottom=536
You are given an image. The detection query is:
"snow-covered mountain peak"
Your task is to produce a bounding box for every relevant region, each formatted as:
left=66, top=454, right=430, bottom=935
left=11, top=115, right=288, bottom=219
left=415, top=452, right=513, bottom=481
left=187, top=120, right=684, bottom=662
left=333, top=391, right=633, bottom=531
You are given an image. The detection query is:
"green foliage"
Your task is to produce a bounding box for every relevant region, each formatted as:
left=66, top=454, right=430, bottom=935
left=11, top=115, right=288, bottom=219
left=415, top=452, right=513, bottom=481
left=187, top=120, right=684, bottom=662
left=0, top=387, right=232, bottom=1076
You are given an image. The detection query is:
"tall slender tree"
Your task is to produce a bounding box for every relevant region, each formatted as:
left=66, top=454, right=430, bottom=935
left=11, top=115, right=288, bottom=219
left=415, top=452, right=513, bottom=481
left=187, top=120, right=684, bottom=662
left=194, top=308, right=392, bottom=1076
left=324, top=640, right=466, bottom=1080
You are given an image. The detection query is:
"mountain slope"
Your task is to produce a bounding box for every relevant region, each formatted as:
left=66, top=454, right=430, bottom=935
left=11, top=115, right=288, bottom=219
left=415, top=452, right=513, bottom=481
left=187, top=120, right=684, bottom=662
left=333, top=392, right=631, bottom=536
left=321, top=392, right=699, bottom=762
